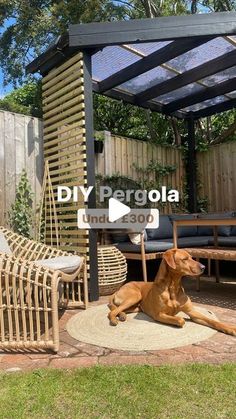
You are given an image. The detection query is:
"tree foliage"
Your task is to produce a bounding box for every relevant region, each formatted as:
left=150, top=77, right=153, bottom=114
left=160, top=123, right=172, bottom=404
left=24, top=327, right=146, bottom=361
left=0, top=0, right=235, bottom=145
left=0, top=81, right=42, bottom=116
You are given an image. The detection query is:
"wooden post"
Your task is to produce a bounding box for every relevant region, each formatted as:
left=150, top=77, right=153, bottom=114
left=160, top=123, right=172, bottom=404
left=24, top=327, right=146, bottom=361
left=140, top=232, right=147, bottom=282
left=187, top=115, right=197, bottom=213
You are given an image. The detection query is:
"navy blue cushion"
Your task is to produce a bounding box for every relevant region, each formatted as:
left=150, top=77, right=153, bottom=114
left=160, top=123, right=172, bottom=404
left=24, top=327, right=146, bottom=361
left=174, top=236, right=212, bottom=248
left=169, top=214, right=198, bottom=237
left=198, top=212, right=233, bottom=237
left=146, top=215, right=173, bottom=240
left=231, top=224, right=236, bottom=235
left=208, top=236, right=236, bottom=247
left=116, top=240, right=173, bottom=253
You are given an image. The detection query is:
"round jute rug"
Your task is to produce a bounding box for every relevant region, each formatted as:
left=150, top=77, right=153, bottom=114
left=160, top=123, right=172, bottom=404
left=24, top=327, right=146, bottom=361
left=66, top=305, right=217, bottom=351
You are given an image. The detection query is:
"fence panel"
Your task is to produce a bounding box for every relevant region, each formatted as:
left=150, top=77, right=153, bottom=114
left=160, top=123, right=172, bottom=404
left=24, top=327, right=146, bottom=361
left=95, top=132, right=185, bottom=213
left=197, top=142, right=236, bottom=212
left=0, top=110, right=43, bottom=226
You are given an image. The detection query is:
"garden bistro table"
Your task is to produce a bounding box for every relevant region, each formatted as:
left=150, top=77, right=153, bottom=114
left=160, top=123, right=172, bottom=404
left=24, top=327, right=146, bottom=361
left=173, top=218, right=236, bottom=291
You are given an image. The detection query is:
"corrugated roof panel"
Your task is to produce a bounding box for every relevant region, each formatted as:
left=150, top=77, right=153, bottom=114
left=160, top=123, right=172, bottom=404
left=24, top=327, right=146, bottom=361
left=202, top=66, right=236, bottom=86
left=183, top=95, right=227, bottom=112
left=228, top=90, right=236, bottom=98
left=119, top=66, right=176, bottom=94
left=153, top=83, right=203, bottom=104
left=126, top=41, right=172, bottom=56
left=166, top=37, right=235, bottom=73
left=92, top=46, right=140, bottom=81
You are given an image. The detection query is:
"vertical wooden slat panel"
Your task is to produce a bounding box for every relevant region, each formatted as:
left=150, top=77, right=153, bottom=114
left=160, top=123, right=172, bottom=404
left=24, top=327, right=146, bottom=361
left=42, top=52, right=89, bottom=260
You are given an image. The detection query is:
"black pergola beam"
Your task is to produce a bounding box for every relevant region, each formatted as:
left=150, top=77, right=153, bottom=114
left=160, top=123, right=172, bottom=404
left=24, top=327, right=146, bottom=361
left=137, top=49, right=236, bottom=104
left=193, top=97, right=236, bottom=119
left=98, top=38, right=209, bottom=93
left=92, top=82, right=186, bottom=119
left=164, top=76, right=236, bottom=114
left=83, top=52, right=99, bottom=301
left=69, top=12, right=236, bottom=48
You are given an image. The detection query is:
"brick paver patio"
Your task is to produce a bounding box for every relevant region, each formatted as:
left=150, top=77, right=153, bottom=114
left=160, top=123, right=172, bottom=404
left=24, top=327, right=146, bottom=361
left=0, top=277, right=235, bottom=372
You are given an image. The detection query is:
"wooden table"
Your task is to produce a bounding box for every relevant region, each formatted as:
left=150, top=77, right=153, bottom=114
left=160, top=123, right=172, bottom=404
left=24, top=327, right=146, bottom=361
left=173, top=218, right=236, bottom=289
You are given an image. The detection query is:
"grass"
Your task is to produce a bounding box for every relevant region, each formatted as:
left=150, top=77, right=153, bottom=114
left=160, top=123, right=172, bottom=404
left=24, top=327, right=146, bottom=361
left=0, top=364, right=235, bottom=419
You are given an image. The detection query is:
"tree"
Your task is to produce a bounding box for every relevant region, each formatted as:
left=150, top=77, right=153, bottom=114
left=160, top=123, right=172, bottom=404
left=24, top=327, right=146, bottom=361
left=0, top=81, right=42, bottom=117
left=0, top=0, right=127, bottom=86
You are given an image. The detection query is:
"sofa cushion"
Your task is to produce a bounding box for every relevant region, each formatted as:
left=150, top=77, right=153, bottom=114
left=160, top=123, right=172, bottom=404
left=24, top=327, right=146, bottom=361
left=208, top=236, right=236, bottom=247
left=198, top=212, right=233, bottom=236
left=35, top=255, right=82, bottom=274
left=0, top=232, right=12, bottom=255
left=171, top=236, right=213, bottom=248
left=116, top=240, right=173, bottom=253
left=169, top=214, right=198, bottom=237
left=146, top=215, right=173, bottom=240
left=231, top=226, right=236, bottom=236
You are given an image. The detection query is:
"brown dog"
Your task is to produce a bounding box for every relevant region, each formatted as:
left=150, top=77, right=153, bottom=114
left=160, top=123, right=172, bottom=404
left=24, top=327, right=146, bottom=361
left=108, top=249, right=236, bottom=336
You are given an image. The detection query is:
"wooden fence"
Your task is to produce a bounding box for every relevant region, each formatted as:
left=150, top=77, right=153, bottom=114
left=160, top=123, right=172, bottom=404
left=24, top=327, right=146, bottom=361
left=0, top=112, right=235, bottom=227
left=0, top=110, right=43, bottom=227
left=197, top=141, right=236, bottom=212
left=95, top=132, right=185, bottom=213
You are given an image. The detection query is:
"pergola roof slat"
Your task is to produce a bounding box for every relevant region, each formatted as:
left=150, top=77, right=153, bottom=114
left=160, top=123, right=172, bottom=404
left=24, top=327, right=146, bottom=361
left=137, top=49, right=236, bottom=104
left=98, top=38, right=210, bottom=93
left=164, top=76, right=236, bottom=114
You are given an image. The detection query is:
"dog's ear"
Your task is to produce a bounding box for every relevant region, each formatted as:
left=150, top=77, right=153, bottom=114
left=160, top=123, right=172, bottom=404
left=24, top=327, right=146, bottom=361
left=163, top=249, right=176, bottom=270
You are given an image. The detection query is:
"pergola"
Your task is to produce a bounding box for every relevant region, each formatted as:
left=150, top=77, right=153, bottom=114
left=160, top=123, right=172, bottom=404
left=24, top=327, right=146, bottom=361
left=27, top=12, right=236, bottom=301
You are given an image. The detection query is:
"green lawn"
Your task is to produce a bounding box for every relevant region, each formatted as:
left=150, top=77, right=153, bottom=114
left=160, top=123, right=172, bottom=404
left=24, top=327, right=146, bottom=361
left=0, top=364, right=235, bottom=419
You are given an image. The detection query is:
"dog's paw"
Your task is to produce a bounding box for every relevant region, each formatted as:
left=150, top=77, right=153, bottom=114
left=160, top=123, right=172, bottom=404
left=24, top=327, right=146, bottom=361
left=177, top=318, right=185, bottom=328
left=119, top=312, right=127, bottom=322
left=108, top=317, right=119, bottom=326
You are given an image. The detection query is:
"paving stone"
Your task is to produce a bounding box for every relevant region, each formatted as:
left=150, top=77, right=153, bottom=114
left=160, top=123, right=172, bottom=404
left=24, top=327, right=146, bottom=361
left=99, top=354, right=165, bottom=366
left=75, top=342, right=110, bottom=357
left=175, top=344, right=213, bottom=356
left=50, top=356, right=98, bottom=369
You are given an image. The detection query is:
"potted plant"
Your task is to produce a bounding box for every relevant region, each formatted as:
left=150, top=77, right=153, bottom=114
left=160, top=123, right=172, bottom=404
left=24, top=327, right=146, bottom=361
left=94, top=132, right=104, bottom=153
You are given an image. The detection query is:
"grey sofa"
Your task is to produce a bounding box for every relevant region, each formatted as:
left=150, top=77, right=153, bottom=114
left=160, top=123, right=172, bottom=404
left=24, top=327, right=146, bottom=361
left=111, top=212, right=236, bottom=281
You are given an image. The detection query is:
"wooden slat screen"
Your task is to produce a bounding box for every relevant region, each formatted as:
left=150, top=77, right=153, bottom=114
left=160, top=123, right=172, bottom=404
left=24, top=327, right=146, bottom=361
left=42, top=53, right=89, bottom=258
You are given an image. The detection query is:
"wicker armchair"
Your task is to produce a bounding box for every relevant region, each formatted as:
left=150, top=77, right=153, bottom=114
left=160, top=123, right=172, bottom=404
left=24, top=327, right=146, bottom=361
left=0, top=227, right=88, bottom=352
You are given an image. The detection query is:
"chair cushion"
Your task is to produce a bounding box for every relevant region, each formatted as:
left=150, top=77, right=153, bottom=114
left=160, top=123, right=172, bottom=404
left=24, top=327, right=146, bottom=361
left=198, top=212, right=233, bottom=236
left=208, top=236, right=236, bottom=247
left=116, top=240, right=173, bottom=253
left=169, top=214, right=198, bottom=237
left=110, top=232, right=129, bottom=243
left=111, top=230, right=147, bottom=243
left=172, top=236, right=213, bottom=248
left=0, top=232, right=12, bottom=255
left=35, top=255, right=82, bottom=274
left=146, top=215, right=173, bottom=240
